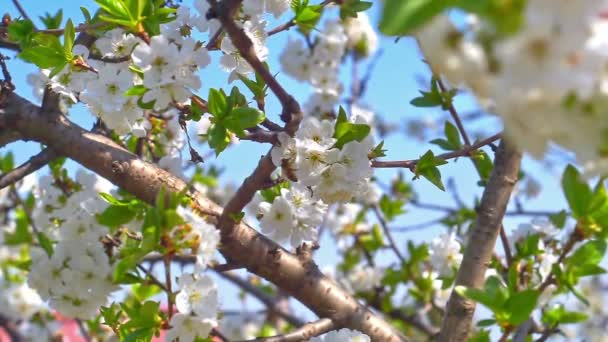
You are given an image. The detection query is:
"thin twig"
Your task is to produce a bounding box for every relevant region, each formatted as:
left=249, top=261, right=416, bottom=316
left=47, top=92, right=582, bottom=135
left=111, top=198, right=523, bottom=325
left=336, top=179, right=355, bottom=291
left=0, top=148, right=57, bottom=190
left=164, top=255, right=175, bottom=318
left=137, top=264, right=170, bottom=292
left=11, top=0, right=34, bottom=25
left=390, top=218, right=444, bottom=232
left=216, top=271, right=305, bottom=327
left=10, top=187, right=40, bottom=235
left=240, top=318, right=335, bottom=342
left=209, top=0, right=301, bottom=127
left=436, top=77, right=471, bottom=146
left=372, top=205, right=406, bottom=264
left=35, top=22, right=107, bottom=36
left=499, top=225, right=513, bottom=268
left=76, top=319, right=92, bottom=342
left=372, top=133, right=502, bottom=170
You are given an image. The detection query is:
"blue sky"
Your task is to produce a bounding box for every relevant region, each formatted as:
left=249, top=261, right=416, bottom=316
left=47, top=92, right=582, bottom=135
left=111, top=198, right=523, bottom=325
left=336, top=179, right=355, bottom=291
left=2, top=0, right=573, bottom=324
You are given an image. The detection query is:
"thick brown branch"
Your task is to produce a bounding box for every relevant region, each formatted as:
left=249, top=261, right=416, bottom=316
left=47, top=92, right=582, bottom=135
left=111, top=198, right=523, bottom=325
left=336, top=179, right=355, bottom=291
left=437, top=140, right=521, bottom=342
left=241, top=318, right=335, bottom=342
left=0, top=148, right=57, bottom=190
left=2, top=92, right=405, bottom=341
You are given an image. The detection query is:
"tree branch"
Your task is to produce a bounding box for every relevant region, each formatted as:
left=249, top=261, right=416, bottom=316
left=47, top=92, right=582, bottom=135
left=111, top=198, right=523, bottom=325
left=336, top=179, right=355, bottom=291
left=0, top=148, right=57, bottom=190
left=372, top=133, right=501, bottom=170
left=0, top=313, right=23, bottom=342
left=217, top=271, right=305, bottom=327
left=209, top=0, right=301, bottom=128
left=240, top=318, right=335, bottom=342
left=438, top=140, right=522, bottom=342
left=2, top=92, right=405, bottom=341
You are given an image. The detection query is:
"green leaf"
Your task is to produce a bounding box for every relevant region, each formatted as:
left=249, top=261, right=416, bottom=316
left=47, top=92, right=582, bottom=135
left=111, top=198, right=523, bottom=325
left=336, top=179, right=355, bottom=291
left=0, top=152, right=14, bottom=173
left=40, top=10, right=63, bottom=29
left=97, top=205, right=137, bottom=229
left=96, top=0, right=135, bottom=28
left=238, top=74, right=265, bottom=99
left=225, top=107, right=266, bottom=135
left=562, top=165, right=592, bottom=218
left=333, top=107, right=371, bottom=149
left=370, top=141, right=387, bottom=159
left=542, top=305, right=588, bottom=326
left=207, top=124, right=230, bottom=155
left=504, top=289, right=539, bottom=325
left=379, top=0, right=453, bottom=36
left=99, top=192, right=130, bottom=206
left=549, top=210, right=568, bottom=229
left=444, top=121, right=462, bottom=149
left=568, top=240, right=606, bottom=269
left=4, top=209, right=33, bottom=245
left=476, top=319, right=496, bottom=327
left=7, top=19, right=35, bottom=45
left=410, top=90, right=443, bottom=107
left=295, top=5, right=323, bottom=33
left=37, top=231, right=54, bottom=257
left=63, top=19, right=75, bottom=59
left=360, top=225, right=385, bottom=252
left=340, top=0, right=373, bottom=19
left=515, top=234, right=541, bottom=258
left=208, top=88, right=228, bottom=117
left=19, top=34, right=68, bottom=69
left=101, top=303, right=123, bottom=328
left=414, top=150, right=447, bottom=191
left=379, top=195, right=405, bottom=221
left=471, top=150, right=493, bottom=186
left=456, top=0, right=526, bottom=36
left=456, top=276, right=509, bottom=312
left=124, top=85, right=148, bottom=96
left=81, top=7, right=92, bottom=23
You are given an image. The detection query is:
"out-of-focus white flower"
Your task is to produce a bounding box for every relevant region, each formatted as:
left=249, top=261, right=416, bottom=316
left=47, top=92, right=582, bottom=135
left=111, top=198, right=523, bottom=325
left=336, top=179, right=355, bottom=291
left=175, top=273, right=218, bottom=319
left=343, top=12, right=378, bottom=57
left=428, top=232, right=463, bottom=277
left=165, top=313, right=214, bottom=342
left=309, top=328, right=370, bottom=342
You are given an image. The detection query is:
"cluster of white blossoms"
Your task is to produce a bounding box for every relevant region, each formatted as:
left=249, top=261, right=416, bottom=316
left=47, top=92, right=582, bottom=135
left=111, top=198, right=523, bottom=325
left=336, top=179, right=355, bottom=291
left=167, top=203, right=221, bottom=340
left=324, top=203, right=371, bottom=250
left=280, top=20, right=348, bottom=116
left=257, top=184, right=327, bottom=247
left=272, top=116, right=374, bottom=204
left=28, top=170, right=118, bottom=319
left=220, top=0, right=291, bottom=81
left=428, top=232, right=463, bottom=277
left=0, top=277, right=44, bottom=322
left=219, top=313, right=261, bottom=340
left=175, top=206, right=221, bottom=271
left=337, top=264, right=384, bottom=294
left=509, top=218, right=560, bottom=282
left=168, top=272, right=220, bottom=341
left=261, top=113, right=375, bottom=246
left=416, top=1, right=608, bottom=174
left=132, top=35, right=210, bottom=112
left=308, top=328, right=370, bottom=342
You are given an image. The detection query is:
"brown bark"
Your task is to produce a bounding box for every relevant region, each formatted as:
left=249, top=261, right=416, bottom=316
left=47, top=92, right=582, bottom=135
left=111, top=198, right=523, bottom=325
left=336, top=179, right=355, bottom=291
left=1, top=92, right=405, bottom=342
left=438, top=140, right=521, bottom=342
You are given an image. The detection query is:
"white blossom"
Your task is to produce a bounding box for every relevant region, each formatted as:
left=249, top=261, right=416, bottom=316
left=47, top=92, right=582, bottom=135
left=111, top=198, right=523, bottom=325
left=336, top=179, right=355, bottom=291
left=165, top=313, right=214, bottom=342
left=308, top=328, right=370, bottom=342
left=175, top=273, right=219, bottom=319
left=428, top=232, right=463, bottom=277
